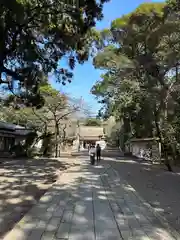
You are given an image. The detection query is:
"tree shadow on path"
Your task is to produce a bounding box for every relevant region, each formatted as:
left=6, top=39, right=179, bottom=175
left=105, top=157, right=180, bottom=234
left=4, top=160, right=178, bottom=240
left=0, top=157, right=72, bottom=238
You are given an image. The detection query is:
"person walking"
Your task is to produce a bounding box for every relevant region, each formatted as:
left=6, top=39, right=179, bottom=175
left=89, top=144, right=96, bottom=165
left=96, top=143, right=101, bottom=163
left=87, top=143, right=90, bottom=151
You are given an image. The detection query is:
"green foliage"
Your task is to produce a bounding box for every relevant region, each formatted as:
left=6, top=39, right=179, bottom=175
left=84, top=118, right=101, bottom=126
left=0, top=0, right=109, bottom=106
left=1, top=83, right=83, bottom=157
left=132, top=2, right=165, bottom=16
left=92, top=1, right=180, bottom=168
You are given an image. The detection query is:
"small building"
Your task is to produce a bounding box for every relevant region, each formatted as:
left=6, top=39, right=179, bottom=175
left=125, top=137, right=161, bottom=162
left=78, top=126, right=105, bottom=149
left=46, top=118, right=107, bottom=153
left=0, top=121, right=35, bottom=157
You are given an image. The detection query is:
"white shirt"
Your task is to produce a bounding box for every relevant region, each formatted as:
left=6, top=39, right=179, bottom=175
left=89, top=147, right=96, bottom=155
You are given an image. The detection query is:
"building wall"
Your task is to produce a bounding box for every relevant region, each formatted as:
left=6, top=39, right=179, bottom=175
left=128, top=139, right=161, bottom=161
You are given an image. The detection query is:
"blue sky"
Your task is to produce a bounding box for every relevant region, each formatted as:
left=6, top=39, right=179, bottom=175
left=50, top=0, right=164, bottom=116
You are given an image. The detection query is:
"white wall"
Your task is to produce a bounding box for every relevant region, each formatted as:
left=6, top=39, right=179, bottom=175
left=130, top=140, right=160, bottom=161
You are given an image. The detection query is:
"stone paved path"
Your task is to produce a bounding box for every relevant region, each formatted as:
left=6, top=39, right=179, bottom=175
left=0, top=157, right=74, bottom=238
left=3, top=159, right=180, bottom=240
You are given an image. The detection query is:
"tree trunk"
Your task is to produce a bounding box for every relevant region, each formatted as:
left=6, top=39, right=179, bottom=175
left=163, top=88, right=176, bottom=170
left=122, top=112, right=131, bottom=152
left=54, top=123, right=59, bottom=158
left=154, top=109, right=173, bottom=172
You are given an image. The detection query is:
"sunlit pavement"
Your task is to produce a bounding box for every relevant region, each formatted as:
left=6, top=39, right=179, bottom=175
left=3, top=158, right=180, bottom=240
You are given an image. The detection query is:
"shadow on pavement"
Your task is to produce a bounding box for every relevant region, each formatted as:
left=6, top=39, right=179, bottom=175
left=0, top=157, right=71, bottom=238
left=4, top=159, right=178, bottom=240
left=104, top=157, right=180, bottom=234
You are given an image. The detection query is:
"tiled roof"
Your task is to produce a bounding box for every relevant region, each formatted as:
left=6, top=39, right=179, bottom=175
left=0, top=121, right=33, bottom=136
left=79, top=126, right=104, bottom=138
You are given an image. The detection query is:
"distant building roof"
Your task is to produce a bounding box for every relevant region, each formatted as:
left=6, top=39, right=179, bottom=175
left=0, top=121, right=16, bottom=131
left=79, top=126, right=104, bottom=140
left=0, top=121, right=34, bottom=136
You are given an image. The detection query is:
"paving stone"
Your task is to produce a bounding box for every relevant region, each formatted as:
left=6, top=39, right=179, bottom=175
left=64, top=201, right=75, bottom=211
left=41, top=231, right=55, bottom=240
left=53, top=209, right=64, bottom=218
left=47, top=203, right=59, bottom=213
left=131, top=228, right=150, bottom=240
left=56, top=222, right=71, bottom=239
left=58, top=201, right=67, bottom=209
left=27, top=220, right=47, bottom=240
left=105, top=168, right=177, bottom=240
left=41, top=217, right=61, bottom=240
left=38, top=212, right=53, bottom=221
left=125, top=201, right=153, bottom=226
left=61, top=210, right=73, bottom=223
left=4, top=160, right=178, bottom=240
left=71, top=201, right=94, bottom=237
left=39, top=195, right=54, bottom=204
left=113, top=211, right=133, bottom=238
left=69, top=222, right=94, bottom=240
left=93, top=194, right=122, bottom=239
left=142, top=225, right=176, bottom=240
left=29, top=204, right=48, bottom=216
left=45, top=217, right=61, bottom=232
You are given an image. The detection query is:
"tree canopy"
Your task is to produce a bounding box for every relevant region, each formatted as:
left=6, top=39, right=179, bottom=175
left=1, top=83, right=85, bottom=156
left=0, top=0, right=109, bottom=106
left=84, top=118, right=101, bottom=126
left=92, top=1, right=180, bottom=170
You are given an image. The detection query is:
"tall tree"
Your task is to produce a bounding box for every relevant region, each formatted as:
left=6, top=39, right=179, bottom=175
left=0, top=0, right=109, bottom=105
left=92, top=2, right=180, bottom=170
left=1, top=84, right=83, bottom=157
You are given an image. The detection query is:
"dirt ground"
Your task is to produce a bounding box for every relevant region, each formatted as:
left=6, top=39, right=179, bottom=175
left=0, top=157, right=75, bottom=238
left=105, top=157, right=180, bottom=233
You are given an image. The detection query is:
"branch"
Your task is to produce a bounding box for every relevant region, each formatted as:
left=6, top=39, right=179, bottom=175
left=7, top=81, right=22, bottom=100
left=46, top=103, right=66, bottom=117
left=1, top=66, right=23, bottom=82
left=0, top=78, right=23, bottom=103
left=0, top=79, right=8, bottom=84
left=57, top=107, right=80, bottom=123
left=32, top=107, right=48, bottom=125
